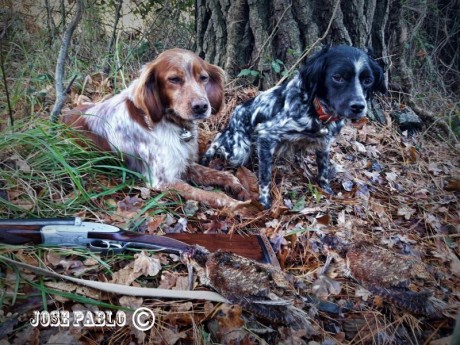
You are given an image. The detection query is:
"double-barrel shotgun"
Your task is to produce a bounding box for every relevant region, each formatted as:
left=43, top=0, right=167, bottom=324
left=0, top=217, right=279, bottom=267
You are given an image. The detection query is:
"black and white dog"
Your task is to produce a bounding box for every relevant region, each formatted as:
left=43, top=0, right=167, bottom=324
left=201, top=45, right=386, bottom=208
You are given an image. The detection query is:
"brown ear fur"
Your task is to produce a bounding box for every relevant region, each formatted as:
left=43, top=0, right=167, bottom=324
left=133, top=62, right=164, bottom=122
left=205, top=63, right=225, bottom=114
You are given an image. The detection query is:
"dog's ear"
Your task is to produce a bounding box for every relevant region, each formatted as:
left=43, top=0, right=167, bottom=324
left=204, top=62, right=225, bottom=114
left=300, top=45, right=330, bottom=100
left=368, top=53, right=387, bottom=95
left=133, top=61, right=164, bottom=122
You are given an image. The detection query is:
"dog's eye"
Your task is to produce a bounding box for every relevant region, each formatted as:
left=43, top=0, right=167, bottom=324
left=168, top=76, right=181, bottom=84
left=199, top=74, right=209, bottom=82
left=332, top=74, right=345, bottom=83
left=362, top=77, right=374, bottom=86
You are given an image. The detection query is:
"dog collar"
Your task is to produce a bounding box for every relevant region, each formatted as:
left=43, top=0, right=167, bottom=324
left=180, top=128, right=193, bottom=142
left=313, top=98, right=340, bottom=123
left=144, top=113, right=193, bottom=142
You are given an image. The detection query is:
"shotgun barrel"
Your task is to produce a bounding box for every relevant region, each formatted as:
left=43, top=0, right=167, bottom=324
left=0, top=218, right=279, bottom=265
left=0, top=217, right=190, bottom=252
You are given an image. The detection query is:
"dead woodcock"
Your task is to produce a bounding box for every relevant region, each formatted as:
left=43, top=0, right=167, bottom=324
left=319, top=235, right=446, bottom=317
left=181, top=245, right=316, bottom=334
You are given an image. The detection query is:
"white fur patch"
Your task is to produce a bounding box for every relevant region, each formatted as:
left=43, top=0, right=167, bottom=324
left=84, top=81, right=198, bottom=188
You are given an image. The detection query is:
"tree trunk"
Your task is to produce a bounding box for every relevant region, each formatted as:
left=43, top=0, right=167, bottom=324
left=196, top=0, right=392, bottom=88
left=196, top=0, right=459, bottom=137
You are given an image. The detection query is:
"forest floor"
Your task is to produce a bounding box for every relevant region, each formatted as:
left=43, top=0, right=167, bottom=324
left=0, top=80, right=459, bottom=344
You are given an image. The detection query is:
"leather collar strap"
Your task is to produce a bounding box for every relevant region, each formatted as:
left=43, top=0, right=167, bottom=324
left=313, top=98, right=340, bottom=123
left=1, top=256, right=229, bottom=303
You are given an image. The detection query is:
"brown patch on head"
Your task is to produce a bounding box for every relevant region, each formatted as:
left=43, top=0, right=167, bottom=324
left=203, top=62, right=224, bottom=114
left=136, top=49, right=224, bottom=123
left=125, top=99, right=151, bottom=129
left=132, top=60, right=164, bottom=122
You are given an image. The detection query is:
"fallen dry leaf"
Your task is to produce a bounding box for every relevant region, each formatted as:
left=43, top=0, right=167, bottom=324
left=159, top=271, right=179, bottom=289
left=373, top=295, right=384, bottom=308
left=119, top=296, right=143, bottom=308
left=115, top=195, right=144, bottom=219
left=397, top=206, right=416, bottom=220
left=9, top=154, right=31, bottom=172
left=428, top=162, right=442, bottom=176
left=74, top=286, right=103, bottom=300
left=172, top=301, right=193, bottom=312
left=353, top=141, right=367, bottom=153
left=446, top=248, right=460, bottom=277
left=312, top=275, right=341, bottom=299
left=172, top=275, right=190, bottom=290
left=83, top=257, right=99, bottom=266
left=10, top=325, right=40, bottom=345
left=158, top=328, right=187, bottom=345
left=132, top=251, right=162, bottom=277
left=355, top=286, right=372, bottom=301
left=111, top=252, right=161, bottom=285
left=45, top=281, right=78, bottom=293
left=147, top=214, right=166, bottom=234
left=220, top=199, right=264, bottom=218
left=316, top=213, right=331, bottom=226
left=429, top=336, right=452, bottom=345
left=445, top=177, right=460, bottom=192
left=385, top=171, right=398, bottom=182
left=58, top=259, right=85, bottom=272
left=236, top=166, right=259, bottom=199
left=14, top=251, right=39, bottom=266
left=207, top=304, right=252, bottom=345
left=202, top=219, right=230, bottom=233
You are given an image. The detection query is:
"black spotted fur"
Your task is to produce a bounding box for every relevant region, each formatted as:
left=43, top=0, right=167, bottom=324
left=201, top=45, right=386, bottom=208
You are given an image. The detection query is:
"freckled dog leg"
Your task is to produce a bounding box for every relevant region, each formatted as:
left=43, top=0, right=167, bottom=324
left=257, top=137, right=277, bottom=209
left=201, top=133, right=224, bottom=166
left=315, top=149, right=334, bottom=194
left=165, top=181, right=250, bottom=209
left=187, top=163, right=251, bottom=200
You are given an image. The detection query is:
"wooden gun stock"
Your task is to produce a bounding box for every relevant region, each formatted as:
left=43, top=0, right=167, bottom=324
left=0, top=219, right=279, bottom=267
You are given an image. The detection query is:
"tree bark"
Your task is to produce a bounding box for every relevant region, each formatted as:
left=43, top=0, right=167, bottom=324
left=196, top=0, right=459, bottom=137
left=196, top=0, right=392, bottom=88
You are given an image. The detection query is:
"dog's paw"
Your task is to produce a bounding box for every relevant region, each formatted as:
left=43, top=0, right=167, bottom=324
left=318, top=182, right=334, bottom=195
left=258, top=195, right=271, bottom=210
left=236, top=187, right=252, bottom=201
left=200, top=154, right=211, bottom=166
left=221, top=199, right=264, bottom=217
left=231, top=179, right=253, bottom=201
left=225, top=183, right=251, bottom=201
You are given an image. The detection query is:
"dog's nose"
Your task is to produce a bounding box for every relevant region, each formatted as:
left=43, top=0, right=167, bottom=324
left=192, top=100, right=209, bottom=115
left=350, top=101, right=366, bottom=114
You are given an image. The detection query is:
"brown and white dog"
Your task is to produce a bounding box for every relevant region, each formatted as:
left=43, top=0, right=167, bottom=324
left=63, top=48, right=250, bottom=209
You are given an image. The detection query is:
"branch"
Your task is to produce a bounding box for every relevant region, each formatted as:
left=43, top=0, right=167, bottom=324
left=44, top=0, right=56, bottom=47
left=103, top=0, right=123, bottom=75
left=408, top=99, right=458, bottom=144
left=0, top=16, right=13, bottom=127
left=50, top=0, right=84, bottom=123
left=249, top=3, right=292, bottom=69
left=276, top=0, right=341, bottom=86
